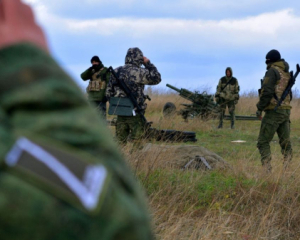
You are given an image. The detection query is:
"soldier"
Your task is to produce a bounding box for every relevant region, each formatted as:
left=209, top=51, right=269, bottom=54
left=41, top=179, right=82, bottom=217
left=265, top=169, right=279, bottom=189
left=215, top=67, right=240, bottom=129
left=0, top=1, right=153, bottom=239
left=256, top=49, right=292, bottom=172
left=81, top=56, right=110, bottom=119
left=106, top=48, right=161, bottom=144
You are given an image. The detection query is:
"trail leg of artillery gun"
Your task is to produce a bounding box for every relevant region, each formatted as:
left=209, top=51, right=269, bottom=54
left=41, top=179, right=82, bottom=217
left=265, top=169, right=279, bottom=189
left=224, top=115, right=260, bottom=121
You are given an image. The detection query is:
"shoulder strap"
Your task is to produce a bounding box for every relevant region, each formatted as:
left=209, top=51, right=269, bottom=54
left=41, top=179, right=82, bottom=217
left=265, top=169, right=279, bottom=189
left=221, top=77, right=234, bottom=91
left=3, top=137, right=110, bottom=214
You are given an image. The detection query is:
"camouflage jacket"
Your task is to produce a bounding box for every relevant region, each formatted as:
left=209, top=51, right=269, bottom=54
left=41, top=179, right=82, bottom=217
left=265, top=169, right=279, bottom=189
left=257, top=60, right=292, bottom=111
left=106, top=48, right=161, bottom=112
left=0, top=44, right=153, bottom=240
left=216, top=67, right=240, bottom=102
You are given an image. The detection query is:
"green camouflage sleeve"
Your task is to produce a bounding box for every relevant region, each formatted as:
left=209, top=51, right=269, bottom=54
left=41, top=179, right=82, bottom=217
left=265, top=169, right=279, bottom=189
left=0, top=43, right=153, bottom=240
left=234, top=78, right=240, bottom=95
left=216, top=79, right=222, bottom=96
left=0, top=107, right=14, bottom=158
left=256, top=68, right=279, bottom=111
left=80, top=67, right=93, bottom=80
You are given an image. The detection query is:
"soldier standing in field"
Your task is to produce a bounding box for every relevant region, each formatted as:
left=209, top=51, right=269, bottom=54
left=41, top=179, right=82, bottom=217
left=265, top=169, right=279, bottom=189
left=256, top=50, right=292, bottom=172
left=81, top=56, right=110, bottom=119
left=106, top=48, right=161, bottom=144
left=0, top=0, right=154, bottom=239
left=215, top=67, right=240, bottom=129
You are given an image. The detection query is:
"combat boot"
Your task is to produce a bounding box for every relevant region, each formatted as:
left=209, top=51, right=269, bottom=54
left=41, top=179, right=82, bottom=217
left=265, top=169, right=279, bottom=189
left=231, top=121, right=235, bottom=129
left=218, top=122, right=223, bottom=129
left=283, top=153, right=292, bottom=169
left=262, top=157, right=272, bottom=174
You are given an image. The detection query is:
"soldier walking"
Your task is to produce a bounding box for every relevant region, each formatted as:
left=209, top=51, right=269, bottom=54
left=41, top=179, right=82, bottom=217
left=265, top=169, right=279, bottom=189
left=106, top=48, right=161, bottom=144
left=215, top=67, right=240, bottom=129
left=81, top=56, right=110, bottom=119
left=256, top=49, right=292, bottom=172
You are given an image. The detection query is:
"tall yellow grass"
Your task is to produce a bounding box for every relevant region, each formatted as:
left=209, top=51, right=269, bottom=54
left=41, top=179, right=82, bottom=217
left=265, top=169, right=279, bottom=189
left=118, top=93, right=300, bottom=240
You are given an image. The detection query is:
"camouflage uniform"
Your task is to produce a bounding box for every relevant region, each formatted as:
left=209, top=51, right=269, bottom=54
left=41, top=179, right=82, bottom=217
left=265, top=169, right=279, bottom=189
left=81, top=60, right=111, bottom=119
left=215, top=67, right=240, bottom=129
left=106, top=48, right=161, bottom=144
left=0, top=43, right=154, bottom=240
left=257, top=59, right=292, bottom=171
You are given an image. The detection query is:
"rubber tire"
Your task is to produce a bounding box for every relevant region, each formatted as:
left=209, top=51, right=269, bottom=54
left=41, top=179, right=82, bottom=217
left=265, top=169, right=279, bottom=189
left=163, top=102, right=176, bottom=117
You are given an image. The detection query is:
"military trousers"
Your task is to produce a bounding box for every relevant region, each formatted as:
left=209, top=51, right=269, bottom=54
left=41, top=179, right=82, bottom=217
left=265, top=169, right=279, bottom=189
left=257, top=109, right=292, bottom=166
left=91, top=100, right=107, bottom=119
left=116, top=114, right=146, bottom=144
left=218, top=99, right=236, bottom=125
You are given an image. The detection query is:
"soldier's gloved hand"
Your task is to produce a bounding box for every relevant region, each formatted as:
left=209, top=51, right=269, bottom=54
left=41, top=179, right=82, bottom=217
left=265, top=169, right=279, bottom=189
left=256, top=110, right=262, bottom=120
left=0, top=0, right=48, bottom=51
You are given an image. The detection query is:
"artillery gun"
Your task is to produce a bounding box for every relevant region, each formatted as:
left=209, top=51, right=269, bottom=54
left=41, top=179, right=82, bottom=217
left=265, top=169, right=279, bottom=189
left=164, top=84, right=259, bottom=121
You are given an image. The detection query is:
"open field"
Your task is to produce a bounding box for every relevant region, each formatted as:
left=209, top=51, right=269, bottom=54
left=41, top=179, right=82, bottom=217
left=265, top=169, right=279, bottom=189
left=118, top=92, right=300, bottom=240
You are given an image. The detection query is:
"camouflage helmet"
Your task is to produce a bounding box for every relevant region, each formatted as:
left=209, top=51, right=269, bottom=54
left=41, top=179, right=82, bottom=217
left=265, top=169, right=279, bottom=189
left=125, top=47, right=144, bottom=67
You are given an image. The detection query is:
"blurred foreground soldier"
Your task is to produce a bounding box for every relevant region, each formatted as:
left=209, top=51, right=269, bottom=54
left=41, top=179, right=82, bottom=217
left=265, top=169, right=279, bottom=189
left=215, top=67, right=240, bottom=129
left=106, top=48, right=161, bottom=144
left=256, top=49, right=292, bottom=172
left=0, top=1, right=153, bottom=239
left=81, top=56, right=110, bottom=119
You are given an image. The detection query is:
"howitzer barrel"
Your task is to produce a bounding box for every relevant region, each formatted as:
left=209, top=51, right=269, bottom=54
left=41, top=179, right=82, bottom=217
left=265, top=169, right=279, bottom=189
left=166, top=84, right=180, bottom=92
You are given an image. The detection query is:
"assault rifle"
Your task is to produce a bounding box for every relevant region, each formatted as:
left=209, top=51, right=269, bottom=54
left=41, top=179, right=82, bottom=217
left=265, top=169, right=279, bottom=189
left=107, top=67, right=197, bottom=142
left=274, top=64, right=300, bottom=111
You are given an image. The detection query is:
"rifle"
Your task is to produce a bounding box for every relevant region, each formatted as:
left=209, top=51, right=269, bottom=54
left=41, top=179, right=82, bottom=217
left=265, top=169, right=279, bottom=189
left=108, top=67, right=197, bottom=142
left=274, top=64, right=300, bottom=111
left=258, top=79, right=263, bottom=95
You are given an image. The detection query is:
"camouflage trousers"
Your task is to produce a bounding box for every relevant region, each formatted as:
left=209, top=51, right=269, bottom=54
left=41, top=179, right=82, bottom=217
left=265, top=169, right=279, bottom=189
left=218, top=99, right=235, bottom=125
left=116, top=114, right=146, bottom=144
left=257, top=109, right=292, bottom=168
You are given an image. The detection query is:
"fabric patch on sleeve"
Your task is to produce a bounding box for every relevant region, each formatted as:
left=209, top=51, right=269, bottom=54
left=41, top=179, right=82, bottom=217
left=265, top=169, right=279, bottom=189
left=5, top=137, right=109, bottom=212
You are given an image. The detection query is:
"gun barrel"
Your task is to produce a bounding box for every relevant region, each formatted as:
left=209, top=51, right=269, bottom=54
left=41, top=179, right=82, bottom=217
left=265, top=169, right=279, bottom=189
left=166, top=84, right=180, bottom=92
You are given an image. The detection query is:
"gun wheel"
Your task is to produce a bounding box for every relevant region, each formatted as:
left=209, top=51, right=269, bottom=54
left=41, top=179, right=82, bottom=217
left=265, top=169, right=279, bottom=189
left=163, top=102, right=176, bottom=118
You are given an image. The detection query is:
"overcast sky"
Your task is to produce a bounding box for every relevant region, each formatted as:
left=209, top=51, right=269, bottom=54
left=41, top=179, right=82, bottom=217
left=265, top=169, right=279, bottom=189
left=23, top=0, right=300, bottom=94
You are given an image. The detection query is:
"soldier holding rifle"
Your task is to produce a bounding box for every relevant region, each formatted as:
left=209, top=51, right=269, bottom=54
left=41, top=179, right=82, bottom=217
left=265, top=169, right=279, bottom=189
left=256, top=49, right=298, bottom=172
left=106, top=48, right=161, bottom=144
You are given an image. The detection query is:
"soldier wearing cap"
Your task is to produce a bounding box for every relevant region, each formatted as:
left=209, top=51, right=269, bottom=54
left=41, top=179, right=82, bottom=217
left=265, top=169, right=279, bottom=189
left=256, top=49, right=292, bottom=172
left=81, top=56, right=110, bottom=119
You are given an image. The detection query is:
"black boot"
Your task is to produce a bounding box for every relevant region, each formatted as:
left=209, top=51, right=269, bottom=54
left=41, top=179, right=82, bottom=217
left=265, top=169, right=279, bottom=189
left=231, top=121, right=235, bottom=129
left=218, top=123, right=223, bottom=129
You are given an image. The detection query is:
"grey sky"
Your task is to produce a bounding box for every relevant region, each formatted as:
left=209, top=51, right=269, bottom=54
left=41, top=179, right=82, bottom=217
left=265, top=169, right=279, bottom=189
left=23, top=0, right=300, bottom=94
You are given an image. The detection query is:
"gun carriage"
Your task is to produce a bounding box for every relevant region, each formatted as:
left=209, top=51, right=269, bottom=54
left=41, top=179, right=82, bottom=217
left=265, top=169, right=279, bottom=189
left=164, top=84, right=258, bottom=121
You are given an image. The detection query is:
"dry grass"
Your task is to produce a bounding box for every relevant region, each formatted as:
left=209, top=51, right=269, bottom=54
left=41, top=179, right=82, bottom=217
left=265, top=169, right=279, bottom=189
left=116, top=93, right=300, bottom=240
